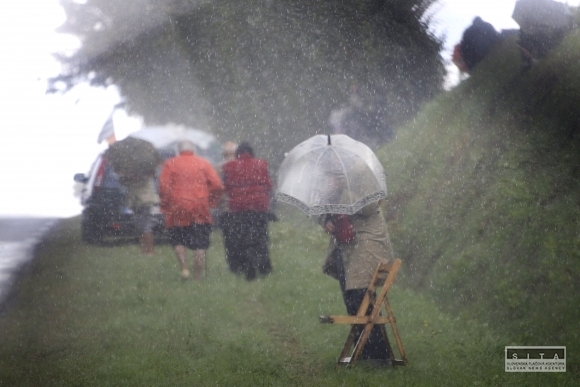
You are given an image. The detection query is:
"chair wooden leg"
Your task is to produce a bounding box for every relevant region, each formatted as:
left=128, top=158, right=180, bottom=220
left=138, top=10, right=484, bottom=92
left=384, top=296, right=407, bottom=365
left=338, top=326, right=359, bottom=364
left=350, top=320, right=375, bottom=363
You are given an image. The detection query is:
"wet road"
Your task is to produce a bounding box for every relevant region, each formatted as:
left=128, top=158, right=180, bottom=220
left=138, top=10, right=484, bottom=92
left=0, top=217, right=59, bottom=306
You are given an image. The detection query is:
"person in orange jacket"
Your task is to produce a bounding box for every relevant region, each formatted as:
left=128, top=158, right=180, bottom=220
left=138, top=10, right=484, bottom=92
left=159, top=140, right=224, bottom=280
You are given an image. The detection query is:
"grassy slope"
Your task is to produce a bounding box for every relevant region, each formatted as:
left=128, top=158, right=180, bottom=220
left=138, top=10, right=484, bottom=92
left=379, top=28, right=580, bottom=367
left=2, top=23, right=580, bottom=386
left=1, top=213, right=575, bottom=385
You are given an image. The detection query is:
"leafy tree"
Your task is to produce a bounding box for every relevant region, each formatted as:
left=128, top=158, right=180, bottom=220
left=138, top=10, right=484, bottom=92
left=52, top=0, right=444, bottom=163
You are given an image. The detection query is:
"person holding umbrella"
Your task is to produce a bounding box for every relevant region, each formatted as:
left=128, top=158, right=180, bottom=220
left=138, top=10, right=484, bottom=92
left=320, top=161, right=395, bottom=365
left=119, top=172, right=160, bottom=255
left=276, top=134, right=395, bottom=365
left=159, top=140, right=224, bottom=280
left=105, top=136, right=162, bottom=255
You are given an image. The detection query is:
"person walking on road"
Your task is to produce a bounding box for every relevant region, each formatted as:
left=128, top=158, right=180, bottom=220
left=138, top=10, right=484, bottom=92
left=159, top=140, right=224, bottom=280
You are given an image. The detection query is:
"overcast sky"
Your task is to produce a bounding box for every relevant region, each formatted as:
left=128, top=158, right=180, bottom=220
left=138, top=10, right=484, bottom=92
left=0, top=0, right=577, bottom=218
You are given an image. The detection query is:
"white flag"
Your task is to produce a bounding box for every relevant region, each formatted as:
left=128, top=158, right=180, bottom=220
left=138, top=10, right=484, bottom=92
left=97, top=114, right=116, bottom=144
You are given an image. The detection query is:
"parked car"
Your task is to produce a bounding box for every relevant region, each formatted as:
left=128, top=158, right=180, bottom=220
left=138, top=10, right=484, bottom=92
left=74, top=127, right=221, bottom=244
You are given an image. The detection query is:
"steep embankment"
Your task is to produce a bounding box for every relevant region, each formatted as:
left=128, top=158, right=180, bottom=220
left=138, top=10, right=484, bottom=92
left=379, top=28, right=580, bottom=359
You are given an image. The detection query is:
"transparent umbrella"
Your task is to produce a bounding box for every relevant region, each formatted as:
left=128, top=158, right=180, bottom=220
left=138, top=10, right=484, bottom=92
left=128, top=125, right=221, bottom=164
left=275, top=134, right=387, bottom=216
left=129, top=125, right=217, bottom=151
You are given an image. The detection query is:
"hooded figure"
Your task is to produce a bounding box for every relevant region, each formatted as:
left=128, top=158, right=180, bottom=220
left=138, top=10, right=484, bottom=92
left=459, top=16, right=500, bottom=72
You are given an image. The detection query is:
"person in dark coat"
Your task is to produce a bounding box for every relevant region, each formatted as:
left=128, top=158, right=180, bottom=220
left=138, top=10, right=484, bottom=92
left=221, top=142, right=273, bottom=280
left=459, top=16, right=500, bottom=72
left=217, top=141, right=238, bottom=273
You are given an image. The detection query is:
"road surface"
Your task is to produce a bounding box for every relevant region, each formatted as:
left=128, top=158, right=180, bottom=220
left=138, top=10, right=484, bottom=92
left=0, top=217, right=59, bottom=307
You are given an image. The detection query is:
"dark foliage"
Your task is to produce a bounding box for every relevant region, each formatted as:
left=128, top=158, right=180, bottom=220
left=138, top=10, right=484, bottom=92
left=52, top=0, right=444, bottom=164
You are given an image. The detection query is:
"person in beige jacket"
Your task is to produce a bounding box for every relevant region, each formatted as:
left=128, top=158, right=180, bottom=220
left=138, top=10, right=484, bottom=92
left=322, top=202, right=394, bottom=287
left=119, top=173, right=159, bottom=255
left=319, top=170, right=394, bottom=364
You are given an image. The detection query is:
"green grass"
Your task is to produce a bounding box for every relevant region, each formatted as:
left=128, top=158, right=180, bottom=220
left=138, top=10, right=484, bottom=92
left=0, top=208, right=577, bottom=386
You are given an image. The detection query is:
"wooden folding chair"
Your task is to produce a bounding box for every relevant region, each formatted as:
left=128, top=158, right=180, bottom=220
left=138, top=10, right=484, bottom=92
left=319, top=258, right=407, bottom=367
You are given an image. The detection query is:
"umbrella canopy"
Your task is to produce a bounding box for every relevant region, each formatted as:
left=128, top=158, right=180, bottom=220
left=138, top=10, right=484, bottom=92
left=512, top=0, right=572, bottom=31
left=276, top=134, right=387, bottom=216
left=128, top=125, right=220, bottom=164
left=105, top=136, right=162, bottom=178
left=129, top=125, right=216, bottom=150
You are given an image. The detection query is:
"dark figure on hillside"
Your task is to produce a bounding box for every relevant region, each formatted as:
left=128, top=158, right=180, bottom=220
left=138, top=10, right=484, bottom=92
left=512, top=0, right=575, bottom=70
left=459, top=17, right=500, bottom=72
left=222, top=142, right=273, bottom=280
